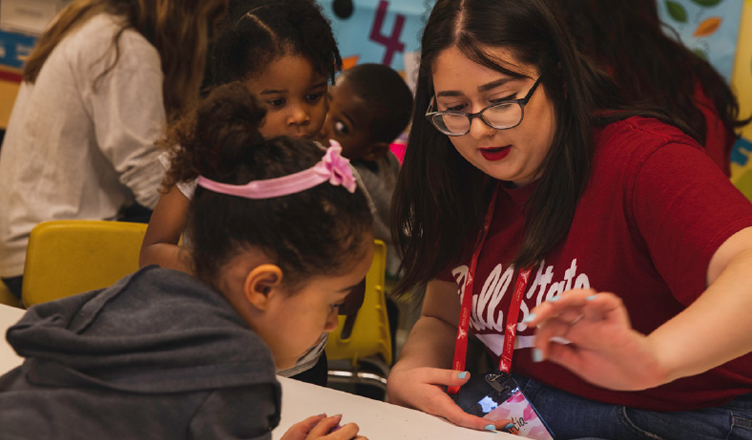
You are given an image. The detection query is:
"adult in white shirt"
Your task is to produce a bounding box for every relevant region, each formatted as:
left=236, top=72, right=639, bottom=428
left=0, top=0, right=227, bottom=298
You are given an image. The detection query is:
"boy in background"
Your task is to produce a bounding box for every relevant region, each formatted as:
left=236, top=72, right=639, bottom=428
left=319, top=63, right=413, bottom=253
left=319, top=64, right=413, bottom=358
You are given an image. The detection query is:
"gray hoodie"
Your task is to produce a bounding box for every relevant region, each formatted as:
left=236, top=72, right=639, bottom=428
left=0, top=266, right=281, bottom=439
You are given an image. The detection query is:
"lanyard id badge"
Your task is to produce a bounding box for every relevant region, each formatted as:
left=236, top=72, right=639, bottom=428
left=449, top=184, right=555, bottom=439
left=454, top=372, right=553, bottom=439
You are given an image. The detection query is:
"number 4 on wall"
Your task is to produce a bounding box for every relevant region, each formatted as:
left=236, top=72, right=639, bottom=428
left=369, top=0, right=406, bottom=66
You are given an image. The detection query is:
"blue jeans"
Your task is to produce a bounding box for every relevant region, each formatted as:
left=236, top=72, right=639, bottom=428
left=513, top=374, right=752, bottom=440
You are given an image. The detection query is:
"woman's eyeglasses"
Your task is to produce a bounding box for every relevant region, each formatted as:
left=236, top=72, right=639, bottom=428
left=425, top=76, right=543, bottom=137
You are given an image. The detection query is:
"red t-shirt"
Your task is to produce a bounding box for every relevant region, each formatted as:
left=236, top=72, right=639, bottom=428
left=438, top=116, right=752, bottom=411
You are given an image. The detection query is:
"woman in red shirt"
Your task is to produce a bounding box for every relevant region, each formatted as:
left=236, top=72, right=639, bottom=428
left=386, top=0, right=752, bottom=438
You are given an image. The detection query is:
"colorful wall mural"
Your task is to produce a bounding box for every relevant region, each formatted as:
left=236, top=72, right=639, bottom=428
left=318, top=0, right=424, bottom=72
left=658, top=0, right=744, bottom=81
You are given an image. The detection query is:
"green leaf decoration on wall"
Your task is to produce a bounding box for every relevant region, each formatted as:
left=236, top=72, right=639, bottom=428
left=693, top=48, right=709, bottom=60
left=666, top=1, right=688, bottom=22
left=691, top=0, right=723, bottom=7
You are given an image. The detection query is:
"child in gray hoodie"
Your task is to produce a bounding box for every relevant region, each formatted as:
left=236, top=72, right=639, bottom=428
left=0, top=83, right=373, bottom=440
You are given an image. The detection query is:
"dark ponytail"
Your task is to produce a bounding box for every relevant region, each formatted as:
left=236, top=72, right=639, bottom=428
left=165, top=82, right=373, bottom=287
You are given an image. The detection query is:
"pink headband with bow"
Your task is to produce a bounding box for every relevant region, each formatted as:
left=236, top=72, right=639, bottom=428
left=196, top=140, right=357, bottom=199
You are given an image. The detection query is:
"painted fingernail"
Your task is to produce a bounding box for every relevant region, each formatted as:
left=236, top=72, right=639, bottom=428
left=485, top=424, right=497, bottom=432
left=532, top=348, right=543, bottom=362
left=548, top=295, right=560, bottom=302
left=586, top=295, right=597, bottom=301
left=503, top=423, right=515, bottom=431
left=458, top=371, right=468, bottom=379
left=522, top=313, right=536, bottom=324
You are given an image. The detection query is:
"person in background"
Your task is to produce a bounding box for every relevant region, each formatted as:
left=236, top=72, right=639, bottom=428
left=0, top=83, right=370, bottom=440
left=319, top=62, right=413, bottom=364
left=386, top=0, right=752, bottom=438
left=0, top=0, right=226, bottom=300
left=139, top=0, right=342, bottom=386
left=551, top=0, right=750, bottom=175
left=319, top=63, right=413, bottom=258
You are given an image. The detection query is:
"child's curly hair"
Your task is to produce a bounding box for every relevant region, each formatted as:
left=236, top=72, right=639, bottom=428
left=162, top=82, right=373, bottom=288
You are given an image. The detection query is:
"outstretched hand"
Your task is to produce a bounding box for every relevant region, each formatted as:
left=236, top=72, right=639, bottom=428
left=526, top=289, right=668, bottom=391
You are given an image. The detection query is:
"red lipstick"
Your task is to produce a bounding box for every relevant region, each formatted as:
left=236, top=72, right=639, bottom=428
left=480, top=146, right=511, bottom=161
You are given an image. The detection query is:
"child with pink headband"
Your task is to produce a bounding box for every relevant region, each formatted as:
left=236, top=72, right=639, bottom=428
left=0, top=82, right=371, bottom=439
left=139, top=0, right=342, bottom=385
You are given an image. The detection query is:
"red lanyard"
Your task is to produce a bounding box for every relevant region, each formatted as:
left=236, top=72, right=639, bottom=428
left=448, top=183, right=532, bottom=394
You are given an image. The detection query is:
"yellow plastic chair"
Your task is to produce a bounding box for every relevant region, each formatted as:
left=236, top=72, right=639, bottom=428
left=0, top=280, right=21, bottom=308
left=22, top=220, right=147, bottom=307
left=326, top=240, right=392, bottom=390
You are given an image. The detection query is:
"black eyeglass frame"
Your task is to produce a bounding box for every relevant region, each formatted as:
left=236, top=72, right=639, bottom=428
left=425, top=76, right=543, bottom=136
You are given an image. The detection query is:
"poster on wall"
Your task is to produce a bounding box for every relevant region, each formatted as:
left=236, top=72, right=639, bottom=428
left=318, top=0, right=426, bottom=71
left=657, top=0, right=745, bottom=81
left=318, top=0, right=429, bottom=91
left=0, top=31, right=37, bottom=71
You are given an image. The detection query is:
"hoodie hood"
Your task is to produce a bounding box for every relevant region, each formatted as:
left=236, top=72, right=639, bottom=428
left=6, top=266, right=278, bottom=395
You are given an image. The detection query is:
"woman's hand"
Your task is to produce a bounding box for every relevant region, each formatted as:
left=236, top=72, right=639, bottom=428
left=280, top=414, right=367, bottom=440
left=526, top=289, right=668, bottom=391
left=386, top=366, right=493, bottom=431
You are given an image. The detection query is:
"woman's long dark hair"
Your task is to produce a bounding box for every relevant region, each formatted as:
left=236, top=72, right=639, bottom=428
left=553, top=0, right=749, bottom=167
left=391, top=0, right=626, bottom=296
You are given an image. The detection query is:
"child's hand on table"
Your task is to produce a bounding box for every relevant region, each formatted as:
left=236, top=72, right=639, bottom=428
left=281, top=414, right=368, bottom=440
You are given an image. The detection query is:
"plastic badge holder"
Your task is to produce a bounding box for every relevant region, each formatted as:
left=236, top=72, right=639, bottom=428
left=454, top=372, right=555, bottom=439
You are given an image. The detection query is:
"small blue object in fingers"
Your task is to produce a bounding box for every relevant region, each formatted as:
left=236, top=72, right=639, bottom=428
left=586, top=295, right=597, bottom=301
left=503, top=423, right=516, bottom=431
left=485, top=424, right=497, bottom=432
left=533, top=348, right=543, bottom=362
left=548, top=295, right=560, bottom=302
left=458, top=372, right=468, bottom=379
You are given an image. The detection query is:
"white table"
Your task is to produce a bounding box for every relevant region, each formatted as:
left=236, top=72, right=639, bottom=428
left=0, top=304, right=511, bottom=439
left=0, top=303, right=24, bottom=373
left=273, top=376, right=511, bottom=439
